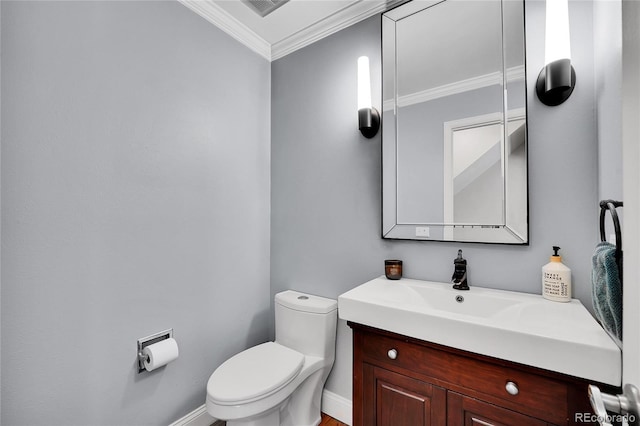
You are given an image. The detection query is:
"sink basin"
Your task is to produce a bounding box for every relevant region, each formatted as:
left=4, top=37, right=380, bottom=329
left=338, top=276, right=621, bottom=385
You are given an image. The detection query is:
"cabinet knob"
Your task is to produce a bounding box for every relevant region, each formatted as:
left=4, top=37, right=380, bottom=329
left=505, top=381, right=519, bottom=396
left=387, top=349, right=398, bottom=360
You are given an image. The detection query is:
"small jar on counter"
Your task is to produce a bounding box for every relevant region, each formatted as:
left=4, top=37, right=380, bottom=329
left=385, top=260, right=403, bottom=280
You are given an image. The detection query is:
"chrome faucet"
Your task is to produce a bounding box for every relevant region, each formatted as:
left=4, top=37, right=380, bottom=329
left=452, top=249, right=469, bottom=290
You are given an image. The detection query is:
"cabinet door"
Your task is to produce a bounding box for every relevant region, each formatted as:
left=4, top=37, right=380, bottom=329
left=448, top=392, right=550, bottom=426
left=364, top=364, right=447, bottom=426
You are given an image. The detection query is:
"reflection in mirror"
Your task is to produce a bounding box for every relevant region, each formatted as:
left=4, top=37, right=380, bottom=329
left=382, top=0, right=528, bottom=244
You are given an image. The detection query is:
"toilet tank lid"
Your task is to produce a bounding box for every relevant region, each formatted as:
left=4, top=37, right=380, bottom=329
left=275, top=290, right=337, bottom=314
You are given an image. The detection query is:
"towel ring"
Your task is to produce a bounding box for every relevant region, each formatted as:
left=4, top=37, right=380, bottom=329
left=599, top=199, right=623, bottom=280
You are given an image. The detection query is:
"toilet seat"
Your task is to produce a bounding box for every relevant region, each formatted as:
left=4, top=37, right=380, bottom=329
left=207, top=342, right=304, bottom=406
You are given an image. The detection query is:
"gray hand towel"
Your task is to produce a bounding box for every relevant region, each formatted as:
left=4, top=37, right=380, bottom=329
left=591, top=241, right=622, bottom=343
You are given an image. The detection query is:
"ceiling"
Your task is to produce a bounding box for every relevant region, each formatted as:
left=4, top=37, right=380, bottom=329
left=178, top=0, right=402, bottom=61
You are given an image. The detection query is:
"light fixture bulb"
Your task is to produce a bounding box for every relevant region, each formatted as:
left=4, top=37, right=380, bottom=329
left=536, top=0, right=576, bottom=106
left=544, top=0, right=571, bottom=64
left=357, top=56, right=372, bottom=110
left=356, top=55, right=379, bottom=138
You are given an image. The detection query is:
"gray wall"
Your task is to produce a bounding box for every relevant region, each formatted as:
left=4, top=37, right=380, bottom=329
left=395, top=81, right=524, bottom=226
left=1, top=1, right=271, bottom=424
left=396, top=85, right=504, bottom=224
left=595, top=0, right=623, bottom=204
left=0, top=0, right=3, bottom=420
left=271, top=0, right=609, bottom=401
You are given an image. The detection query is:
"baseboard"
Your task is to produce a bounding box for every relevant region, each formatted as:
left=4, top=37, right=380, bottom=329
left=168, top=404, right=218, bottom=426
left=170, top=390, right=352, bottom=426
left=321, top=389, right=352, bottom=426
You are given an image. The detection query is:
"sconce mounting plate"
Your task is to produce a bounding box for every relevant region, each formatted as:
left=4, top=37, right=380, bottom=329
left=536, top=63, right=576, bottom=106
left=359, top=107, right=380, bottom=139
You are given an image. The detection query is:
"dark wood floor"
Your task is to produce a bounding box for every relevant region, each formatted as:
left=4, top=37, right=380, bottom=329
left=215, top=413, right=348, bottom=426
left=320, top=413, right=349, bottom=426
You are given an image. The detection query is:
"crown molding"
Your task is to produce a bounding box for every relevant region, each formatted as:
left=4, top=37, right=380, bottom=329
left=271, top=0, right=405, bottom=61
left=383, top=65, right=526, bottom=111
left=400, top=71, right=504, bottom=107
left=179, top=0, right=404, bottom=62
left=179, top=0, right=272, bottom=60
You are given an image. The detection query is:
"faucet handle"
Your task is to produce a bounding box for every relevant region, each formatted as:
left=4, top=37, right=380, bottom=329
left=452, top=249, right=469, bottom=290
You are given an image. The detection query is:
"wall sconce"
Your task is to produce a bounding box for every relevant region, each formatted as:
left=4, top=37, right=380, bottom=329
left=536, top=0, right=576, bottom=106
left=357, top=56, right=380, bottom=138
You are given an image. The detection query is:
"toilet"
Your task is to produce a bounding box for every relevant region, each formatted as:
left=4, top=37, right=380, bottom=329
left=206, top=290, right=338, bottom=426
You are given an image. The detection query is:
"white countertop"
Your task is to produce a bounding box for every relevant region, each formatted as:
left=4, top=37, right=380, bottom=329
left=338, top=276, right=621, bottom=385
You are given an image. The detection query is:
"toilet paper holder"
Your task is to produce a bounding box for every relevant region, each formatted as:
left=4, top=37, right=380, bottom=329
left=137, top=328, right=173, bottom=373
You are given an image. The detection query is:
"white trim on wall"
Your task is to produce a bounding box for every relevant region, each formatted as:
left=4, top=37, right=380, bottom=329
left=383, top=65, right=526, bottom=111
left=169, top=390, right=352, bottom=426
left=178, top=0, right=272, bottom=60
left=169, top=405, right=217, bottom=426
left=271, top=0, right=403, bottom=61
left=321, top=389, right=353, bottom=425
left=178, top=0, right=403, bottom=62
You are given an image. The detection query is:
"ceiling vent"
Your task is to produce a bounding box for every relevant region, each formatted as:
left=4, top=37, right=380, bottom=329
left=242, top=0, right=290, bottom=17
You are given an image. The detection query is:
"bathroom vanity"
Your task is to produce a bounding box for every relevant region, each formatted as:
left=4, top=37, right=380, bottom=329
left=339, top=277, right=622, bottom=426
left=350, top=323, right=615, bottom=426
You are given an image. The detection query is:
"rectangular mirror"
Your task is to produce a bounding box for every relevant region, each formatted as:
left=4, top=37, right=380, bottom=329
left=382, top=0, right=528, bottom=244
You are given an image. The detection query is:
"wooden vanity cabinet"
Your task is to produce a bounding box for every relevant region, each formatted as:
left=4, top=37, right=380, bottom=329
left=350, top=322, right=616, bottom=426
left=365, top=364, right=447, bottom=426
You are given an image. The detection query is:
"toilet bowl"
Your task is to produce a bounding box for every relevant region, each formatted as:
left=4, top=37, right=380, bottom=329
left=206, top=290, right=338, bottom=426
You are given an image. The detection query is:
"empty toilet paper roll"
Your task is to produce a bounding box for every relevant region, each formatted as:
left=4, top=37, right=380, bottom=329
left=143, top=338, right=179, bottom=371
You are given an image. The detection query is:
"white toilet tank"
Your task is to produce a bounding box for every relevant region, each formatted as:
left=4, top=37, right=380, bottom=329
left=275, top=291, right=337, bottom=360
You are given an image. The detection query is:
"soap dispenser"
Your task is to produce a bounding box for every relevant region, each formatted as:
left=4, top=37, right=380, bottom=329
left=542, top=246, right=572, bottom=302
